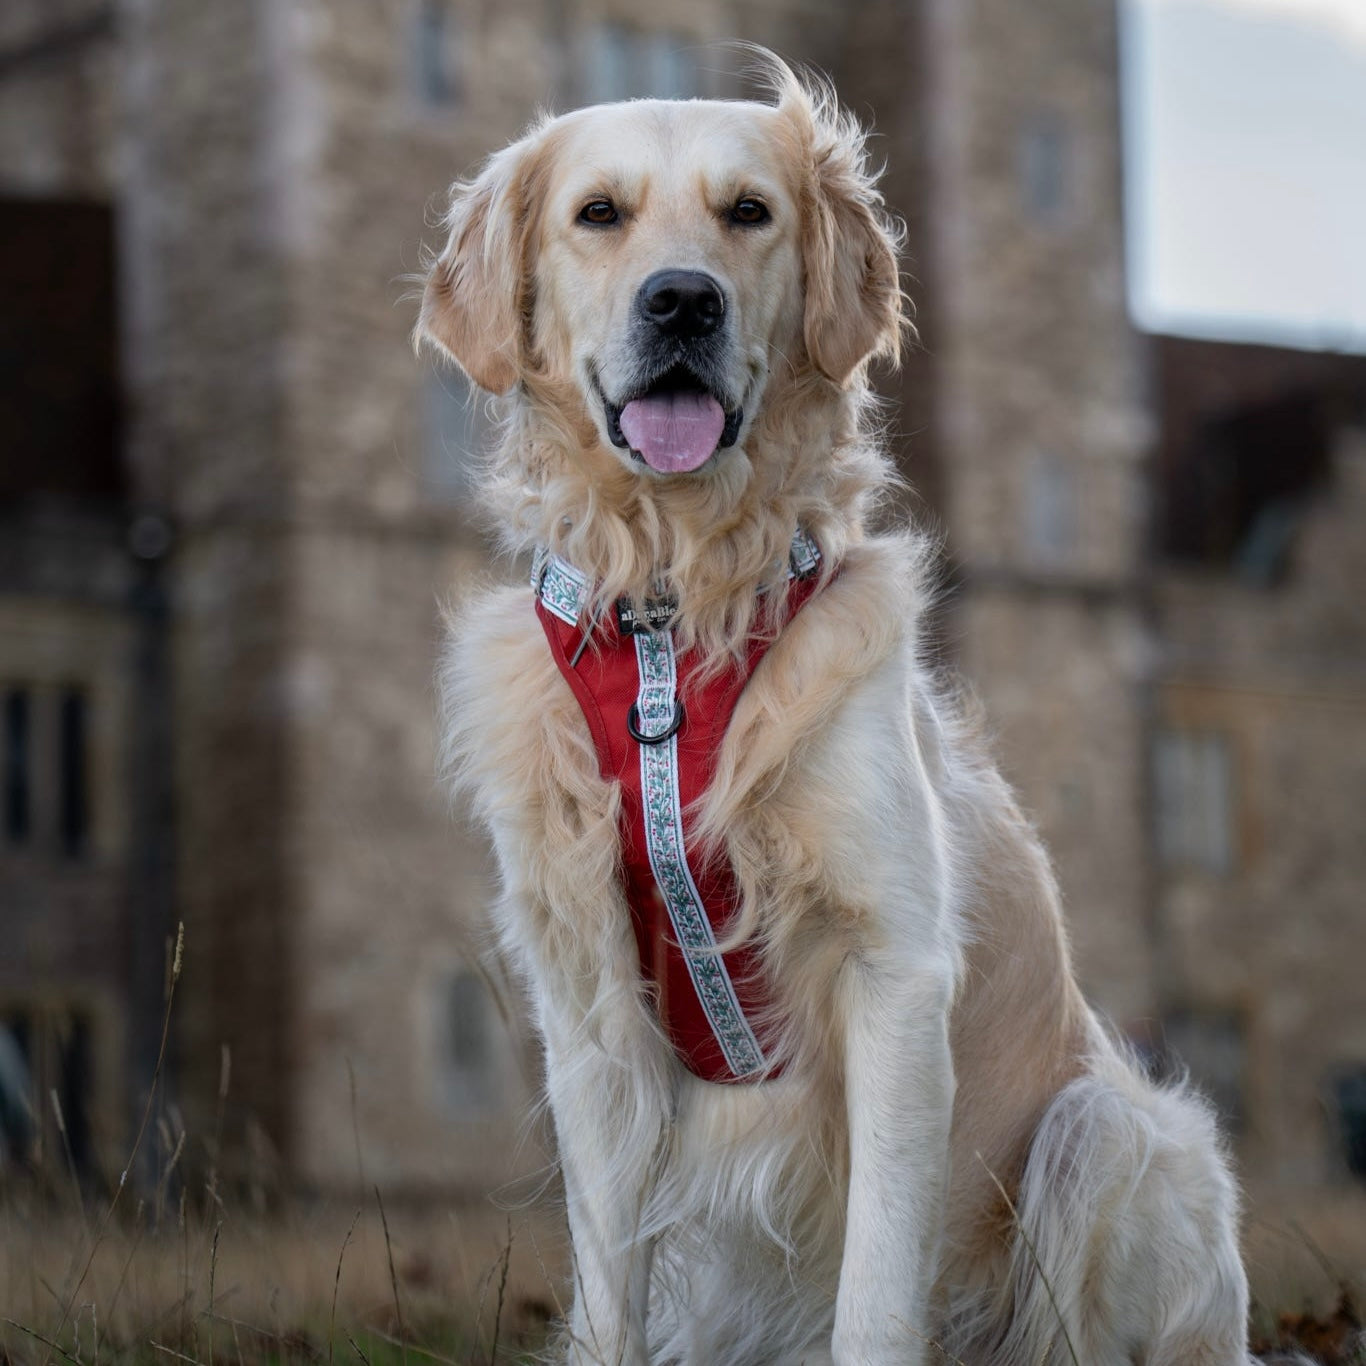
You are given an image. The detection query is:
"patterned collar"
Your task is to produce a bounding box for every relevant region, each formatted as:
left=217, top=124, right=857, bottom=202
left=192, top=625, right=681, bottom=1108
left=531, top=526, right=823, bottom=632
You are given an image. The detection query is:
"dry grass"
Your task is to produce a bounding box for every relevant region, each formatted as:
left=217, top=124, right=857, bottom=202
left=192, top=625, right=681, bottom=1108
left=3, top=928, right=1362, bottom=1365
left=0, top=926, right=566, bottom=1366
left=1244, top=1199, right=1366, bottom=1366
left=6, top=1184, right=1364, bottom=1366
left=0, top=1190, right=566, bottom=1366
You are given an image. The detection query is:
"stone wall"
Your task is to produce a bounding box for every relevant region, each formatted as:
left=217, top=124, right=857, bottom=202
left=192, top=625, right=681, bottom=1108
left=919, top=0, right=1157, bottom=1027
left=112, top=0, right=300, bottom=1165
left=1156, top=430, right=1366, bottom=1189
left=0, top=2, right=116, bottom=198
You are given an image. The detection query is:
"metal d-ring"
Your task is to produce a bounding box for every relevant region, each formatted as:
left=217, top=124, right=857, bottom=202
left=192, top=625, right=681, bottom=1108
left=627, top=699, right=686, bottom=745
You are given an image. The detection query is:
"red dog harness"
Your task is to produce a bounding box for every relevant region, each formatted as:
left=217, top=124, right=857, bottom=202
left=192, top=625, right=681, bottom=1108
left=533, top=531, right=824, bottom=1083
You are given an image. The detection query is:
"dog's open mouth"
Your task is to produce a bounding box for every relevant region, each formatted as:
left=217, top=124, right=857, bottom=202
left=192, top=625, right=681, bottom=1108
left=603, top=366, right=743, bottom=474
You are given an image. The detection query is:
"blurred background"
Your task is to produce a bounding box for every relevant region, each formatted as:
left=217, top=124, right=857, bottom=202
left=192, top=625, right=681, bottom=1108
left=1, top=0, right=1364, bottom=1334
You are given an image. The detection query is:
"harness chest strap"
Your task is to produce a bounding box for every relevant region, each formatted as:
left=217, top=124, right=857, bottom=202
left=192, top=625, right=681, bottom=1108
left=532, top=531, right=825, bottom=1083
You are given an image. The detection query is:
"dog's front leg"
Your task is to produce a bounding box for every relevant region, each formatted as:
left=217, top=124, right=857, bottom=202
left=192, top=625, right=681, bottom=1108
left=541, top=1006, right=670, bottom=1366
left=830, top=954, right=955, bottom=1366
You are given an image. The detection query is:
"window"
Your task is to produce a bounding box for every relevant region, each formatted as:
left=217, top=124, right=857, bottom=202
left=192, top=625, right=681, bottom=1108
left=0, top=199, right=122, bottom=503
left=585, top=21, right=632, bottom=102
left=59, top=687, right=88, bottom=860
left=1017, top=115, right=1069, bottom=225
left=583, top=25, right=698, bottom=103
left=434, top=971, right=497, bottom=1113
left=1153, top=728, right=1235, bottom=875
left=2, top=685, right=93, bottom=857
left=411, top=0, right=461, bottom=108
left=1332, top=1068, right=1366, bottom=1181
left=643, top=37, right=696, bottom=100
left=1162, top=1010, right=1246, bottom=1134
left=1023, top=451, right=1077, bottom=565
left=1157, top=384, right=1338, bottom=581
left=0, top=1006, right=92, bottom=1173
left=4, top=688, right=30, bottom=844
left=0, top=1021, right=34, bottom=1164
left=421, top=367, right=488, bottom=505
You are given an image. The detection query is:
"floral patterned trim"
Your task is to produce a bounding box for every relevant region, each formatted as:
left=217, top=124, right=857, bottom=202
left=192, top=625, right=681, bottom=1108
left=534, top=528, right=819, bottom=622
left=788, top=527, right=822, bottom=580
left=533, top=550, right=591, bottom=626
left=633, top=630, right=767, bottom=1078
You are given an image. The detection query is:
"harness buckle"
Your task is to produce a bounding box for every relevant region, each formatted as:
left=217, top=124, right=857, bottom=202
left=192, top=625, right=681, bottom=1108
left=627, top=699, right=686, bottom=746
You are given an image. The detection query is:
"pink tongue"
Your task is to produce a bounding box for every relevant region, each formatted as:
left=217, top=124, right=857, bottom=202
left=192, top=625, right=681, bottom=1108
left=619, top=391, right=726, bottom=473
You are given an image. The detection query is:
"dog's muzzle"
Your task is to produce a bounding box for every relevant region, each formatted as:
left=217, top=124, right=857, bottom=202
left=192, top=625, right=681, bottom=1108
left=602, top=270, right=743, bottom=475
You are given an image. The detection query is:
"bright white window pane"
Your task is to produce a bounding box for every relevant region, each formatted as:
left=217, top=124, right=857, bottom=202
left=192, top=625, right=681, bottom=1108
left=1121, top=0, right=1366, bottom=351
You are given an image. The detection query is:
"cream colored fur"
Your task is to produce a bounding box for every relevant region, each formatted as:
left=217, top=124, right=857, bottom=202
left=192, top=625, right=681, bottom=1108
left=418, top=58, right=1253, bottom=1366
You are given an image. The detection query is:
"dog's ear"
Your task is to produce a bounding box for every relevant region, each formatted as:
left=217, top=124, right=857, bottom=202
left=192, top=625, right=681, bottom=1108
left=781, top=72, right=903, bottom=385
left=416, top=140, right=533, bottom=395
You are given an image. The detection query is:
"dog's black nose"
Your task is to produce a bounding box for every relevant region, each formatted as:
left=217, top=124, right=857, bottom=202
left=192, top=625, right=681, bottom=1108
left=637, top=270, right=725, bottom=339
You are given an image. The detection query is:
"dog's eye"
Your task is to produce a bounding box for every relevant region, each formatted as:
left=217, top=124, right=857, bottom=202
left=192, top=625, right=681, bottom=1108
left=730, top=197, right=771, bottom=226
left=578, top=199, right=619, bottom=227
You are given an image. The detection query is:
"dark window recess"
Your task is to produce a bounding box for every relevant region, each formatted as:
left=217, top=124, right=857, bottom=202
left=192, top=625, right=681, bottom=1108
left=412, top=0, right=460, bottom=106
left=437, top=971, right=496, bottom=1112
left=59, top=688, right=89, bottom=859
left=1154, top=339, right=1366, bottom=584
left=1334, top=1069, right=1366, bottom=1181
left=1161, top=1010, right=1246, bottom=1135
left=1159, top=392, right=1332, bottom=583
left=0, top=1008, right=91, bottom=1173
left=0, top=1017, right=34, bottom=1162
left=0, top=199, right=123, bottom=502
left=4, top=688, right=30, bottom=843
left=55, top=1012, right=92, bottom=1171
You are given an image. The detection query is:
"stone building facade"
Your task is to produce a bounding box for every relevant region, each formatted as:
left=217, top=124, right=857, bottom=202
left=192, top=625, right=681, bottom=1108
left=1149, top=338, right=1366, bottom=1201
left=0, top=6, right=166, bottom=1178
left=903, top=0, right=1157, bottom=1031
left=2, top=0, right=1364, bottom=1225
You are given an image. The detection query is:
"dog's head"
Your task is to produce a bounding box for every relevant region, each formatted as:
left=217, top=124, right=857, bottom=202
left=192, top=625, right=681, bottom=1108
left=417, top=60, right=903, bottom=482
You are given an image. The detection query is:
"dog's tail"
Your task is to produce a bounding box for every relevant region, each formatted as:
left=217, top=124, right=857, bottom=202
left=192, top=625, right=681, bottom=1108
left=976, top=1056, right=1253, bottom=1366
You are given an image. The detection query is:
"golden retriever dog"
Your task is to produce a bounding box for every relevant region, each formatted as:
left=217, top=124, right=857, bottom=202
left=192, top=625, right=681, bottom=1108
left=417, top=58, right=1253, bottom=1366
